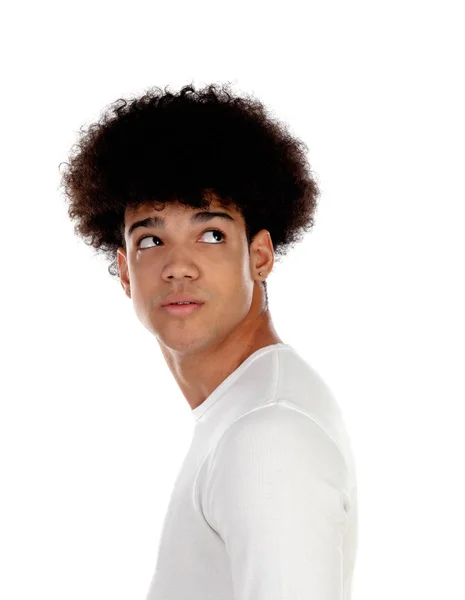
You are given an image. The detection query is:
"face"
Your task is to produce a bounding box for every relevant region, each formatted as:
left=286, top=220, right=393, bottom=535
left=117, top=196, right=274, bottom=354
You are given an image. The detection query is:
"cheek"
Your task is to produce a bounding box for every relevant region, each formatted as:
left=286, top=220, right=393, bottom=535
left=223, top=269, right=254, bottom=312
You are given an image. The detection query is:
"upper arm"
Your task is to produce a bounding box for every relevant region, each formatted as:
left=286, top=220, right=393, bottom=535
left=204, top=404, right=350, bottom=600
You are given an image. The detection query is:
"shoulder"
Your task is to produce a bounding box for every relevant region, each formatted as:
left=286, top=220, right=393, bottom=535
left=208, top=402, right=349, bottom=491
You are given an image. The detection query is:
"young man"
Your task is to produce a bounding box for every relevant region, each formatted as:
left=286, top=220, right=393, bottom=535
left=61, top=82, right=358, bottom=599
left=117, top=193, right=283, bottom=411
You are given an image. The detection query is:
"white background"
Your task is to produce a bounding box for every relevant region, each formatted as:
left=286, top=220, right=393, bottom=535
left=1, top=1, right=464, bottom=599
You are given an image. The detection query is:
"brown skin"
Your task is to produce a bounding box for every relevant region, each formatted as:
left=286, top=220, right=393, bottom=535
left=117, top=195, right=283, bottom=411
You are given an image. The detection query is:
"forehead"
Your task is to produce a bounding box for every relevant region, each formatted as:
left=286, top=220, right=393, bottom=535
left=126, top=195, right=241, bottom=220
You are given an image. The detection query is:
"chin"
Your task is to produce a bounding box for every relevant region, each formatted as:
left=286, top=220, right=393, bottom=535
left=158, top=332, right=210, bottom=353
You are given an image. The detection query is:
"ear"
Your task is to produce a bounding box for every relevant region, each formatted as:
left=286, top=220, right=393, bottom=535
left=117, top=247, right=131, bottom=298
left=250, top=229, right=274, bottom=278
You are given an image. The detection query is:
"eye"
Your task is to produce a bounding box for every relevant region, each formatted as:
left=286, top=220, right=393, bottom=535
left=137, top=229, right=226, bottom=250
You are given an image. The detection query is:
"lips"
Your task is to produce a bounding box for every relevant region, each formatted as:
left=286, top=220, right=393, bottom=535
left=161, top=293, right=205, bottom=307
left=168, top=302, right=198, bottom=305
left=162, top=302, right=204, bottom=317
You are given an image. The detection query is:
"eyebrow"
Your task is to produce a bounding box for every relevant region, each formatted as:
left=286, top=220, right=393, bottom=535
left=127, top=210, right=236, bottom=238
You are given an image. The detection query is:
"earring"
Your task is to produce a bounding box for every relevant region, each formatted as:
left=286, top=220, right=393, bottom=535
left=259, top=271, right=264, bottom=277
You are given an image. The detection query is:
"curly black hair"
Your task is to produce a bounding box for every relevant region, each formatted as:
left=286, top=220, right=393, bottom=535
left=58, top=82, right=320, bottom=306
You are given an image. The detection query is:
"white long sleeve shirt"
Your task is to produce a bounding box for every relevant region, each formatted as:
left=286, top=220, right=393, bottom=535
left=144, top=342, right=358, bottom=600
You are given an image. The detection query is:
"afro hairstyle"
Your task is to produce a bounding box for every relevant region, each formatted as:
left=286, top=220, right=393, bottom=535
left=58, top=82, right=321, bottom=308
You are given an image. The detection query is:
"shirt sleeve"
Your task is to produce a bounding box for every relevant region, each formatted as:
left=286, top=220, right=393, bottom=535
left=204, top=404, right=350, bottom=600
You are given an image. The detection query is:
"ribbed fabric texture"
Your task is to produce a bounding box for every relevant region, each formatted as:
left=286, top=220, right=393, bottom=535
left=144, top=343, right=358, bottom=600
